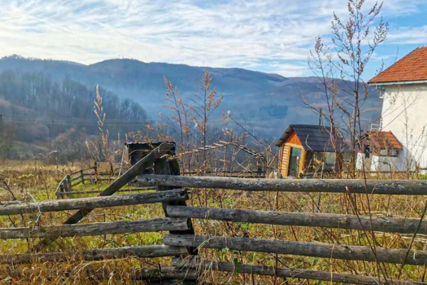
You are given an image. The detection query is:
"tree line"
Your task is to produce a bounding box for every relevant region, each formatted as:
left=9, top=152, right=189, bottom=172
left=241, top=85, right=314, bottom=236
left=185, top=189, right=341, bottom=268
left=0, top=70, right=149, bottom=141
left=0, top=70, right=150, bottom=160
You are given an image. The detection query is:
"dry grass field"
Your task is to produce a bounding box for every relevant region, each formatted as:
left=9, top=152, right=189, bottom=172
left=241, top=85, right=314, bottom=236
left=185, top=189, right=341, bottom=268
left=1, top=160, right=427, bottom=284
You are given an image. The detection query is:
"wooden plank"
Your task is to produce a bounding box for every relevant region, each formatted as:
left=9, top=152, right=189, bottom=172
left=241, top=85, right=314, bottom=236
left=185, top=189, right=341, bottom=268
left=0, top=189, right=187, bottom=216
left=104, top=267, right=198, bottom=281
left=173, top=259, right=425, bottom=285
left=0, top=267, right=198, bottom=281
left=66, top=175, right=71, bottom=191
left=145, top=281, right=198, bottom=285
left=32, top=143, right=174, bottom=251
left=59, top=187, right=157, bottom=196
left=166, top=205, right=427, bottom=234
left=137, top=175, right=427, bottom=195
left=0, top=218, right=189, bottom=239
left=0, top=245, right=186, bottom=264
left=164, top=235, right=427, bottom=265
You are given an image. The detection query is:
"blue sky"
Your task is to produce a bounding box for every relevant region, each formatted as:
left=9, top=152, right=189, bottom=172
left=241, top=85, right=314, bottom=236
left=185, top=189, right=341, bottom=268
left=0, top=0, right=426, bottom=80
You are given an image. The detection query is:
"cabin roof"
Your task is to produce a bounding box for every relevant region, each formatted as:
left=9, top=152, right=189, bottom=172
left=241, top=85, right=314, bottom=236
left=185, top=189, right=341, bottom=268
left=276, top=124, right=347, bottom=152
left=124, top=142, right=176, bottom=154
left=360, top=131, right=403, bottom=150
left=369, top=47, right=427, bottom=85
left=124, top=142, right=175, bottom=147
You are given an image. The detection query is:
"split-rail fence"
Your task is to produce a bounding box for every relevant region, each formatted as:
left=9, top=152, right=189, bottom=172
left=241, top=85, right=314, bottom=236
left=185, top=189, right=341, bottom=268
left=2, top=142, right=427, bottom=284
left=54, top=163, right=154, bottom=198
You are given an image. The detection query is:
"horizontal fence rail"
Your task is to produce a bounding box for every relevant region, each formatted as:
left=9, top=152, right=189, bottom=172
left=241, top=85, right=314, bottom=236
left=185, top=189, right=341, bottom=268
left=0, top=189, right=187, bottom=215
left=167, top=205, right=427, bottom=234
left=58, top=187, right=157, bottom=197
left=173, top=259, right=426, bottom=285
left=138, top=174, right=427, bottom=195
left=0, top=245, right=186, bottom=265
left=0, top=218, right=189, bottom=239
left=164, top=234, right=427, bottom=265
left=1, top=267, right=198, bottom=282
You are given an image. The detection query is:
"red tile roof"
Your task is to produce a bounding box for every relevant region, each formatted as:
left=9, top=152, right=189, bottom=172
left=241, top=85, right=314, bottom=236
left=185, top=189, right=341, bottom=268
left=363, top=131, right=403, bottom=150
left=369, top=47, right=427, bottom=84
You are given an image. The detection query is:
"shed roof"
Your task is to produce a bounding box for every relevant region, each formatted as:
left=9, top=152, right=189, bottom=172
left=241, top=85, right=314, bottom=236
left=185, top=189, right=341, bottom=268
left=369, top=47, right=427, bottom=85
left=360, top=131, right=403, bottom=150
left=276, top=124, right=347, bottom=152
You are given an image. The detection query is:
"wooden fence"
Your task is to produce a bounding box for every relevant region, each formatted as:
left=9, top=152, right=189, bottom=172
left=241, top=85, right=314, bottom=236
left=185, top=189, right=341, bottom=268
left=3, top=142, right=427, bottom=284
left=55, top=163, right=264, bottom=199
left=1, top=143, right=200, bottom=284
left=55, top=165, right=101, bottom=198
left=54, top=163, right=152, bottom=198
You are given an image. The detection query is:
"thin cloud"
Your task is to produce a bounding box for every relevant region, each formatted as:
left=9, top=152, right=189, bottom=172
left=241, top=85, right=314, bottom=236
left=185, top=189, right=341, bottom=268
left=0, top=0, right=425, bottom=77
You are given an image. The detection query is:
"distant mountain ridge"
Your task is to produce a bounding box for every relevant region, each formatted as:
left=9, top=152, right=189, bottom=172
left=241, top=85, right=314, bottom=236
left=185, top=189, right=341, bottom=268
left=0, top=55, right=382, bottom=138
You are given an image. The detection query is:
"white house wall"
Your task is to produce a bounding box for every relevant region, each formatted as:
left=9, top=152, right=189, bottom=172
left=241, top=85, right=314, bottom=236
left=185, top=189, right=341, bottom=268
left=356, top=153, right=402, bottom=172
left=381, top=84, right=427, bottom=171
left=371, top=155, right=402, bottom=172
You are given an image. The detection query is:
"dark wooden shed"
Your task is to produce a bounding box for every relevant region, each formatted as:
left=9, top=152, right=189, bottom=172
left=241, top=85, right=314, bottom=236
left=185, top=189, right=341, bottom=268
left=125, top=142, right=176, bottom=166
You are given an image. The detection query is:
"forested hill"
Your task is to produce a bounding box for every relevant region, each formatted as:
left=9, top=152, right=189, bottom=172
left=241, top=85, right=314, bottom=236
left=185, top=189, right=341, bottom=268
left=0, top=55, right=382, bottom=140
left=0, top=70, right=148, bottom=143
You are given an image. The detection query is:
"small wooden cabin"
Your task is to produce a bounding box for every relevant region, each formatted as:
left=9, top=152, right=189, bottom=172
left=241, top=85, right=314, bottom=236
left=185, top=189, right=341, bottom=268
left=276, top=124, right=346, bottom=178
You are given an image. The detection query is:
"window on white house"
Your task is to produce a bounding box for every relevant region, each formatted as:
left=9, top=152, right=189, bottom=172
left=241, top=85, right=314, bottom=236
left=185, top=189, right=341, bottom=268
left=379, top=148, right=399, bottom=157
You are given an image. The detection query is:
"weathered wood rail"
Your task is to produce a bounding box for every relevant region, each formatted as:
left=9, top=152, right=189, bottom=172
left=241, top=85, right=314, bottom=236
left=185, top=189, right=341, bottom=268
left=0, top=218, right=189, bottom=239
left=165, top=234, right=427, bottom=265
left=0, top=245, right=187, bottom=264
left=137, top=174, right=427, bottom=195
left=0, top=189, right=187, bottom=215
left=0, top=266, right=198, bottom=282
left=173, top=259, right=425, bottom=285
left=166, top=205, right=427, bottom=234
left=3, top=141, right=427, bottom=284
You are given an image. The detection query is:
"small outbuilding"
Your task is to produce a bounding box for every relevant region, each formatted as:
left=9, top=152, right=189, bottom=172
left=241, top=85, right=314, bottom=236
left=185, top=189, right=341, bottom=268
left=124, top=142, right=176, bottom=166
left=276, top=124, right=346, bottom=178
left=356, top=131, right=403, bottom=171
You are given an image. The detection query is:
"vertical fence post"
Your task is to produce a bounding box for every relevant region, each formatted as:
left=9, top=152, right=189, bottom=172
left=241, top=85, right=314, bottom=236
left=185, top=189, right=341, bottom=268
left=153, top=143, right=197, bottom=255
left=66, top=174, right=71, bottom=192
left=94, top=162, right=98, bottom=184
left=80, top=170, right=85, bottom=185
left=153, top=144, right=199, bottom=284
left=57, top=183, right=64, bottom=199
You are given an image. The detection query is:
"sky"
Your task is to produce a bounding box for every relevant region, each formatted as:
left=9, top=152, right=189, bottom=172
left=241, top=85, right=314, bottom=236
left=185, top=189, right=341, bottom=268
left=0, top=0, right=426, bottom=79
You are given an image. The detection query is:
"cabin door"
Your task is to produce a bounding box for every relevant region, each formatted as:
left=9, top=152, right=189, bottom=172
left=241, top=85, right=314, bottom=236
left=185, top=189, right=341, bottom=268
left=288, top=147, right=301, bottom=177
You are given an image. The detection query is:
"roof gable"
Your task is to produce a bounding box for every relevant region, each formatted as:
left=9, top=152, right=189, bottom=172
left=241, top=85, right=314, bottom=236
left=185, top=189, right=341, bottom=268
left=284, top=131, right=302, bottom=145
left=360, top=131, right=403, bottom=150
left=369, top=47, right=427, bottom=85
left=276, top=124, right=347, bottom=152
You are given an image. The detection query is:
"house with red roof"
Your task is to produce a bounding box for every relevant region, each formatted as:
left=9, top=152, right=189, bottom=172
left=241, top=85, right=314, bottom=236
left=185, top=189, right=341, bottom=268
left=356, top=130, right=403, bottom=171
left=367, top=46, right=427, bottom=171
